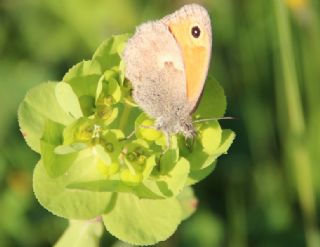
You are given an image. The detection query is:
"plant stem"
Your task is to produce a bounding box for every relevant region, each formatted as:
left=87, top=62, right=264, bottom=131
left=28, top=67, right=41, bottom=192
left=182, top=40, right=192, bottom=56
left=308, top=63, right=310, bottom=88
left=119, top=104, right=132, bottom=132
left=273, top=1, right=319, bottom=246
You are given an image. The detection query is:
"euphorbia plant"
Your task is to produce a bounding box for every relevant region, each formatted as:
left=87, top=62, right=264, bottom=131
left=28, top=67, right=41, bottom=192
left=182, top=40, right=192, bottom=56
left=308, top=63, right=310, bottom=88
left=18, top=34, right=235, bottom=246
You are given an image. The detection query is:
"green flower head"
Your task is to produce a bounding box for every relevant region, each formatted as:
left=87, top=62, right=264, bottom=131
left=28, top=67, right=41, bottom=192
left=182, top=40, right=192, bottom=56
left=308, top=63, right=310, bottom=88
left=18, top=34, right=235, bottom=246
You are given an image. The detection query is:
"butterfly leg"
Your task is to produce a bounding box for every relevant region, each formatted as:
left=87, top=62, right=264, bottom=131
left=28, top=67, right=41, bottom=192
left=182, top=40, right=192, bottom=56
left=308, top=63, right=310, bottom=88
left=164, top=131, right=172, bottom=152
left=181, top=122, right=196, bottom=139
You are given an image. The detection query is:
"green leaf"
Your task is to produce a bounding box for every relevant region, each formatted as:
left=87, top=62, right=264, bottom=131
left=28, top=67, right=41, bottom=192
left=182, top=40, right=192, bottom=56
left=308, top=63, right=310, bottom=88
left=96, top=72, right=122, bottom=104
left=40, top=141, right=63, bottom=176
left=64, top=75, right=100, bottom=101
left=198, top=121, right=222, bottom=154
left=41, top=119, right=64, bottom=145
left=54, top=220, right=104, bottom=247
left=198, top=129, right=236, bottom=171
left=104, top=68, right=123, bottom=85
left=55, top=82, right=83, bottom=119
left=102, top=193, right=182, bottom=245
left=142, top=155, right=157, bottom=180
left=181, top=121, right=222, bottom=171
left=185, top=128, right=234, bottom=186
left=78, top=96, right=96, bottom=116
left=92, top=34, right=130, bottom=73
left=18, top=82, right=75, bottom=152
left=195, top=77, right=226, bottom=119
left=63, top=61, right=102, bottom=116
left=177, top=187, right=198, bottom=221
left=33, top=154, right=113, bottom=219
left=40, top=119, right=77, bottom=178
left=108, top=103, right=140, bottom=135
left=155, top=158, right=190, bottom=197
left=159, top=136, right=179, bottom=174
left=63, top=60, right=101, bottom=82
left=186, top=161, right=217, bottom=186
left=213, top=129, right=236, bottom=156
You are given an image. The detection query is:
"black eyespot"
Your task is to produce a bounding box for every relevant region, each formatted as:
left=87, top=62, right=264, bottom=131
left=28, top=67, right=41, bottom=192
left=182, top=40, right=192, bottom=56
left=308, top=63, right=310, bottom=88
left=191, top=26, right=201, bottom=38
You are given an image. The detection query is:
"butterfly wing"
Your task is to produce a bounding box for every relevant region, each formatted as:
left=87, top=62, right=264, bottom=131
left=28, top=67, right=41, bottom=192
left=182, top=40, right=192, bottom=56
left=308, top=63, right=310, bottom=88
left=123, top=21, right=188, bottom=121
left=162, top=4, right=212, bottom=112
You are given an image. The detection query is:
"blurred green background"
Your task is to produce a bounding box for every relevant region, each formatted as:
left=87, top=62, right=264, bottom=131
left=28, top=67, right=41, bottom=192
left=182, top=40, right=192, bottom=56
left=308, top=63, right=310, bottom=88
left=1, top=0, right=320, bottom=246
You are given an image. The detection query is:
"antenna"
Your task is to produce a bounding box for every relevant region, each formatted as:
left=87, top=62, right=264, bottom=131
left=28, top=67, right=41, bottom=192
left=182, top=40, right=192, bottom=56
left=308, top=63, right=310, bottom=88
left=193, top=116, right=236, bottom=123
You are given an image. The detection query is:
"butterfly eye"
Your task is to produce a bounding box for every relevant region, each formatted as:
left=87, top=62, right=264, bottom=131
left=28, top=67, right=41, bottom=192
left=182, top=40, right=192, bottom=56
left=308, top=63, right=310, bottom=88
left=191, top=25, right=201, bottom=38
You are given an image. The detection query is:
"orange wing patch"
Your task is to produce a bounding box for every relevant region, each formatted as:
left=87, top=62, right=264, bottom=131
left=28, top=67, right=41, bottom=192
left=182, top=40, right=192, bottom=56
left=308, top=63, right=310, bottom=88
left=167, top=19, right=211, bottom=104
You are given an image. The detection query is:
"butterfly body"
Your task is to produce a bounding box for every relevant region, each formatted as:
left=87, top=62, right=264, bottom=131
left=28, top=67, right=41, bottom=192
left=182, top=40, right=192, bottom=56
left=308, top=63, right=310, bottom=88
left=123, top=4, right=212, bottom=138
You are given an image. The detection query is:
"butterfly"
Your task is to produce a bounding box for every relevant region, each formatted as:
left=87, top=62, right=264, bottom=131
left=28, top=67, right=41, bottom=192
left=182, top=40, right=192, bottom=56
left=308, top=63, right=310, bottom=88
left=123, top=4, right=212, bottom=140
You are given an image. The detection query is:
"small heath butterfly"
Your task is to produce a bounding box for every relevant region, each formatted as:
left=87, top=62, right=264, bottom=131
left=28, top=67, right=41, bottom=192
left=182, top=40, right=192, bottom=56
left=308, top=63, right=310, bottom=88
left=123, top=4, right=212, bottom=138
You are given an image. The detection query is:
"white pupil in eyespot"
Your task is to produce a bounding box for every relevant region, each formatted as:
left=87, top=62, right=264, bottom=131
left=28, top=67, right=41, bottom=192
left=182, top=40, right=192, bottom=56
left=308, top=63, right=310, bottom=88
left=191, top=26, right=201, bottom=38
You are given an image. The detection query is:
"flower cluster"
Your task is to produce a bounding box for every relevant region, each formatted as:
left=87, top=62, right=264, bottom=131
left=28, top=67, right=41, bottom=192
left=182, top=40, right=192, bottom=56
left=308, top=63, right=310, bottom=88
left=18, top=34, right=235, bottom=245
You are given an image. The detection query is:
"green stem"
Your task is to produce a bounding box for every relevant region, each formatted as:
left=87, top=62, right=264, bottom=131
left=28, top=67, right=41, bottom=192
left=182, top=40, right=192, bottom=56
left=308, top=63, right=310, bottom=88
left=54, top=219, right=104, bottom=247
left=273, top=1, right=319, bottom=246
left=119, top=104, right=132, bottom=131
